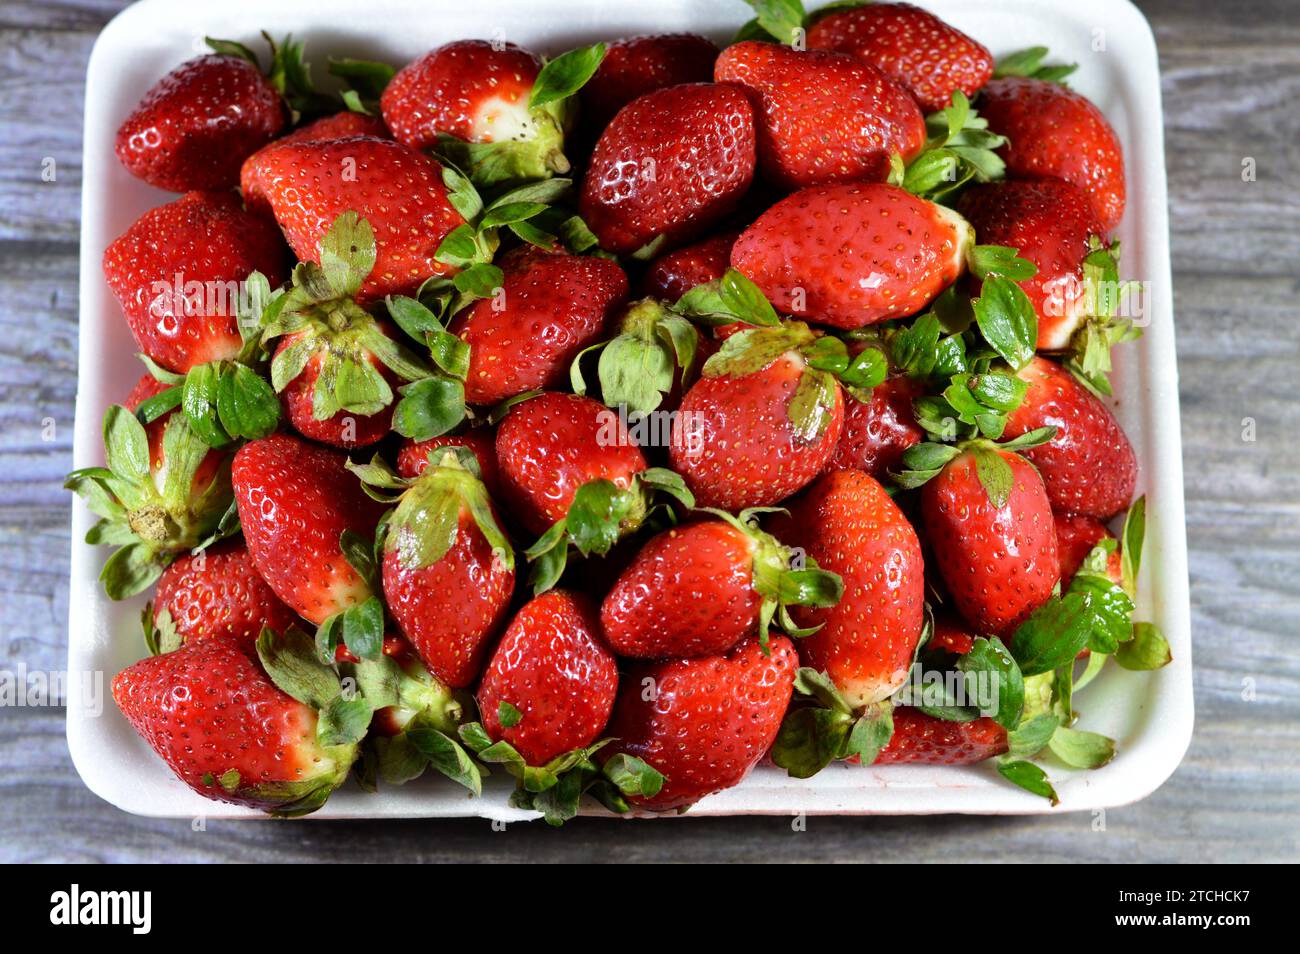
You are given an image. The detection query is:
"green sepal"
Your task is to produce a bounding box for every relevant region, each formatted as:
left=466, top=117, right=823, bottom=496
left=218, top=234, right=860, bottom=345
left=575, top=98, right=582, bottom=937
left=993, top=46, right=1078, bottom=84
left=529, top=42, right=606, bottom=109
left=1115, top=622, right=1172, bottom=671
left=996, top=758, right=1059, bottom=804
left=902, top=91, right=1009, bottom=202
left=575, top=299, right=701, bottom=415
left=1048, top=725, right=1116, bottom=769
left=770, top=668, right=896, bottom=779
left=678, top=268, right=782, bottom=328
left=1009, top=591, right=1095, bottom=676
left=973, top=275, right=1037, bottom=371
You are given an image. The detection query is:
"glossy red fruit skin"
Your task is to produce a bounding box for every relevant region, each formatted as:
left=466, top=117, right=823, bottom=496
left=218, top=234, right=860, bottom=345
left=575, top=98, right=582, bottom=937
left=154, top=540, right=298, bottom=650
left=602, top=634, right=797, bottom=811
left=669, top=354, right=844, bottom=511
left=478, top=590, right=618, bottom=765
left=770, top=470, right=925, bottom=706
left=806, top=2, right=994, bottom=113
left=380, top=40, right=541, bottom=150
left=232, top=433, right=387, bottom=625
left=398, top=429, right=500, bottom=497
left=245, top=136, right=465, bottom=303
left=1003, top=357, right=1137, bottom=519
left=241, top=112, right=390, bottom=216
left=581, top=33, right=720, bottom=130
left=580, top=83, right=756, bottom=255
left=642, top=231, right=739, bottom=301
left=927, top=615, right=977, bottom=657
left=978, top=76, right=1126, bottom=232
left=112, top=635, right=335, bottom=809
left=123, top=374, right=226, bottom=496
left=958, top=180, right=1105, bottom=349
left=495, top=392, right=647, bottom=535
left=921, top=449, right=1059, bottom=637
left=275, top=339, right=396, bottom=449
left=874, top=707, right=1008, bottom=765
left=383, top=508, right=514, bottom=689
left=731, top=182, right=969, bottom=329
left=714, top=41, right=925, bottom=190
left=451, top=247, right=628, bottom=405
left=1055, top=512, right=1121, bottom=584
left=826, top=376, right=924, bottom=477
left=103, top=191, right=289, bottom=373
left=115, top=55, right=285, bottom=192
left=601, top=520, right=760, bottom=659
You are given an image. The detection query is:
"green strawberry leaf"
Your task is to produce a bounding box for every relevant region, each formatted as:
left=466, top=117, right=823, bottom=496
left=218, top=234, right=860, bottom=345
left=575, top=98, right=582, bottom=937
left=498, top=701, right=524, bottom=729
left=973, top=276, right=1037, bottom=371
left=392, top=377, right=466, bottom=442
left=340, top=597, right=385, bottom=661
left=997, top=758, right=1059, bottom=804
left=1047, top=725, right=1115, bottom=769
left=1115, top=622, right=1172, bottom=671
left=994, top=46, right=1078, bottom=84
left=1010, top=592, right=1095, bottom=676
left=257, top=625, right=342, bottom=709
left=1006, top=712, right=1059, bottom=759
left=529, top=43, right=607, bottom=109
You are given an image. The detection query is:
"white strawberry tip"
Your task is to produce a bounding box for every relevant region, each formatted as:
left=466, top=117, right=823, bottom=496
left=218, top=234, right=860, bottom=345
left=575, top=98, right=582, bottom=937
left=934, top=203, right=976, bottom=279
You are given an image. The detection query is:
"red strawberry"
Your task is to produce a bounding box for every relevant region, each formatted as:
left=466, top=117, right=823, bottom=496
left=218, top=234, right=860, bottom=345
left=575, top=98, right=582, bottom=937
left=581, top=33, right=720, bottom=129
left=152, top=540, right=297, bottom=651
left=371, top=445, right=515, bottom=688
left=115, top=53, right=285, bottom=192
left=241, top=111, right=389, bottom=215
left=927, top=615, right=977, bottom=657
left=112, top=632, right=359, bottom=814
left=102, top=191, right=289, bottom=373
left=1002, top=356, right=1136, bottom=519
left=244, top=136, right=466, bottom=303
left=601, top=634, right=797, bottom=811
left=714, top=41, right=925, bottom=190
left=579, top=83, right=756, bottom=255
left=600, top=513, right=843, bottom=658
left=874, top=707, right=1007, bottom=765
left=398, top=428, right=500, bottom=497
left=274, top=337, right=399, bottom=448
left=769, top=469, right=925, bottom=706
left=826, top=376, right=924, bottom=477
left=921, top=446, right=1059, bottom=636
left=451, top=246, right=628, bottom=406
left=231, top=433, right=387, bottom=624
left=477, top=590, right=618, bottom=765
left=1055, top=512, right=1121, bottom=585
left=642, top=230, right=739, bottom=301
left=977, top=76, right=1126, bottom=231
left=806, top=2, right=994, bottom=113
left=958, top=179, right=1107, bottom=349
left=730, top=182, right=972, bottom=329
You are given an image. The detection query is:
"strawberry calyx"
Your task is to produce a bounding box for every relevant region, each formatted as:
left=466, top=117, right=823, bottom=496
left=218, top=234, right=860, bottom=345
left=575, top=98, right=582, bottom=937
left=570, top=298, right=701, bottom=416
left=1061, top=237, right=1143, bottom=397
left=893, top=428, right=1056, bottom=504
left=206, top=32, right=338, bottom=123
left=889, top=91, right=1008, bottom=203
left=992, top=46, right=1078, bottom=84
left=771, top=667, right=896, bottom=779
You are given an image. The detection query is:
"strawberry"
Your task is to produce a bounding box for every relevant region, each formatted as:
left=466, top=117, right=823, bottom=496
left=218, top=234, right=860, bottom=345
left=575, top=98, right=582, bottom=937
left=600, top=511, right=843, bottom=658
left=244, top=136, right=466, bottom=303
left=150, top=539, right=297, bottom=652
left=397, top=428, right=500, bottom=497
left=826, top=375, right=924, bottom=477
left=642, top=231, right=739, bottom=302
left=805, top=2, right=994, bottom=113
left=231, top=433, right=387, bottom=625
left=102, top=191, right=289, bottom=373
left=730, top=182, right=972, bottom=329
left=579, top=83, right=756, bottom=255
left=874, top=707, right=1008, bottom=765
left=581, top=33, right=720, bottom=130
left=768, top=469, right=925, bottom=706
left=450, top=245, right=628, bottom=406
left=1002, top=356, right=1136, bottom=518
left=1055, top=513, right=1121, bottom=585
left=350, top=445, right=515, bottom=688
left=112, top=629, right=363, bottom=814
left=115, top=53, right=285, bottom=192
left=477, top=590, right=618, bottom=765
left=601, top=634, right=797, bottom=811
left=977, top=76, right=1126, bottom=231
left=241, top=111, right=389, bottom=216
left=926, top=615, right=977, bottom=657
left=714, top=41, right=925, bottom=191
left=919, top=446, right=1058, bottom=636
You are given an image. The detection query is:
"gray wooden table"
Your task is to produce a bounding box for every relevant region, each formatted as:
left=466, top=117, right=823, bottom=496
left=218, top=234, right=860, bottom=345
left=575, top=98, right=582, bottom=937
left=1, top=0, right=1296, bottom=863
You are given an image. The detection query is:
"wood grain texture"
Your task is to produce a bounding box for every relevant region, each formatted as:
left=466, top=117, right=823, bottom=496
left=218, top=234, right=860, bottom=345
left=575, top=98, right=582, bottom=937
left=1, top=0, right=1297, bottom=863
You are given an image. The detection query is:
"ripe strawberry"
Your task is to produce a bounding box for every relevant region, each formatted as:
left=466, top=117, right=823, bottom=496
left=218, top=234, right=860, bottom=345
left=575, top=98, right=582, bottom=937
left=579, top=83, right=756, bottom=255
left=152, top=540, right=297, bottom=651
left=642, top=230, right=739, bottom=302
left=115, top=53, right=285, bottom=192
left=1003, top=356, right=1136, bottom=519
left=978, top=76, right=1126, bottom=231
left=451, top=245, right=628, bottom=406
left=112, top=631, right=360, bottom=814
left=714, top=41, right=925, bottom=190
left=1055, top=513, right=1121, bottom=585
left=102, top=191, right=289, bottom=373
left=874, top=707, right=1008, bottom=765
left=581, top=33, right=720, bottom=129
left=601, top=634, right=797, bottom=811
left=231, top=433, right=387, bottom=625
left=926, top=615, right=977, bottom=657
left=768, top=469, right=925, bottom=706
left=398, top=428, right=500, bottom=497
left=244, top=136, right=466, bottom=303
left=241, top=111, right=389, bottom=215
left=477, top=590, right=618, bottom=765
left=805, top=2, right=994, bottom=113
left=920, top=446, right=1058, bottom=636
left=730, top=182, right=972, bottom=329
left=601, top=512, right=843, bottom=658
left=826, top=375, right=924, bottom=477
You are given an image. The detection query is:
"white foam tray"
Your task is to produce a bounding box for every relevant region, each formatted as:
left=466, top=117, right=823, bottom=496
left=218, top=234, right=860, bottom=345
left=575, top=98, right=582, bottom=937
left=68, top=0, right=1191, bottom=820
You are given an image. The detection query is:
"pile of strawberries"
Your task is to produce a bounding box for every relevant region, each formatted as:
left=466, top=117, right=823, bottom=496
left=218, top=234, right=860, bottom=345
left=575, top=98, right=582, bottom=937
left=71, top=1, right=1171, bottom=822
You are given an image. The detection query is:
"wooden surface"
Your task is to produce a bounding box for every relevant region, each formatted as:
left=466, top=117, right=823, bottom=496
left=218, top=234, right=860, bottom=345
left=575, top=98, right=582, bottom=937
left=1, top=0, right=1297, bottom=863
